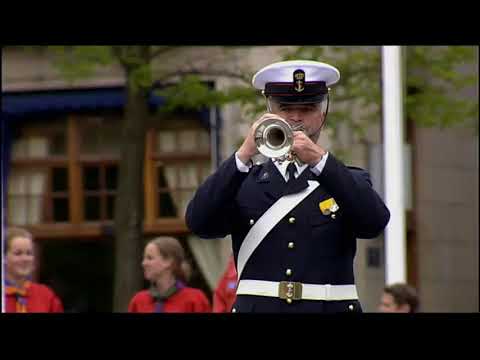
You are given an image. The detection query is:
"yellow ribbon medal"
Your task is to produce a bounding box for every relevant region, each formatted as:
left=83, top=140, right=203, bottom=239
left=319, top=198, right=339, bottom=217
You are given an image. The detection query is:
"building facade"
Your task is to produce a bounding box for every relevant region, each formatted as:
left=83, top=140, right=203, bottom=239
left=2, top=46, right=478, bottom=312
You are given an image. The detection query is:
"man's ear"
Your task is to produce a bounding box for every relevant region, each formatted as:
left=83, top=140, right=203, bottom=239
left=319, top=95, right=329, bottom=131
left=324, top=94, right=330, bottom=117
left=264, top=94, right=272, bottom=112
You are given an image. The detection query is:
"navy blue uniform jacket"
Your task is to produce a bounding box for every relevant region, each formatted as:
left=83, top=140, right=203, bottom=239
left=186, top=153, right=390, bottom=313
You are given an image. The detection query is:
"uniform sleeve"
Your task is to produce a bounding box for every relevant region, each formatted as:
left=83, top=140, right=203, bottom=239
left=39, top=285, right=63, bottom=313
left=309, top=151, right=329, bottom=176
left=193, top=291, right=212, bottom=313
left=317, top=153, right=390, bottom=239
left=50, top=294, right=64, bottom=313
left=128, top=296, right=138, bottom=313
left=212, top=291, right=227, bottom=313
left=185, top=153, right=249, bottom=239
left=212, top=276, right=228, bottom=313
left=235, top=152, right=253, bottom=172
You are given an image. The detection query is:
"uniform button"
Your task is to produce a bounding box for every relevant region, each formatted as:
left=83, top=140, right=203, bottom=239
left=331, top=214, right=336, bottom=219
left=348, top=304, right=354, bottom=311
left=286, top=298, right=293, bottom=304
left=285, top=269, right=292, bottom=276
left=249, top=219, right=255, bottom=225
left=288, top=242, right=295, bottom=249
left=232, top=308, right=237, bottom=313
left=288, top=217, right=296, bottom=224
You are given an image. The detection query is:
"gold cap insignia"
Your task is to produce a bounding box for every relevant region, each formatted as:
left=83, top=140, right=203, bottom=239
left=293, top=69, right=305, bottom=92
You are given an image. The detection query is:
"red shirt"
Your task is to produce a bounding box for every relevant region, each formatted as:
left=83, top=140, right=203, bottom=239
left=213, top=256, right=238, bottom=313
left=128, top=287, right=211, bottom=313
left=5, top=282, right=64, bottom=313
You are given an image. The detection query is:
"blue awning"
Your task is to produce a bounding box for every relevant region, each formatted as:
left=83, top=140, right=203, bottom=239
left=1, top=86, right=213, bottom=129
left=1, top=87, right=166, bottom=118
left=1, top=86, right=219, bottom=163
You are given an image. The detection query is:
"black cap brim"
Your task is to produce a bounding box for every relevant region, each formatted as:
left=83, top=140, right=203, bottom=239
left=269, top=93, right=328, bottom=104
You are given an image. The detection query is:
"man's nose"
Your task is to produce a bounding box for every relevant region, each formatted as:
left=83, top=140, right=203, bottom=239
left=286, top=110, right=302, bottom=123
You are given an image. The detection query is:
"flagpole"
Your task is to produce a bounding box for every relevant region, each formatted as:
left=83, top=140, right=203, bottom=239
left=1, top=118, right=6, bottom=313
left=382, top=46, right=407, bottom=284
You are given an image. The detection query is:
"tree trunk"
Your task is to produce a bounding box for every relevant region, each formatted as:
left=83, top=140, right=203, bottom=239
left=113, top=47, right=150, bottom=312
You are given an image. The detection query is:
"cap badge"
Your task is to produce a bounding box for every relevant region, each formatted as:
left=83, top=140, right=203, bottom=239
left=293, top=69, right=305, bottom=92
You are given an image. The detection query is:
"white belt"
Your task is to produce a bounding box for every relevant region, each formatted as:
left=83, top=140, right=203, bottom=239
left=237, top=280, right=358, bottom=301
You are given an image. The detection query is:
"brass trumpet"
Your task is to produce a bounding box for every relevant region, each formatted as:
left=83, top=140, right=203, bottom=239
left=254, top=116, right=304, bottom=165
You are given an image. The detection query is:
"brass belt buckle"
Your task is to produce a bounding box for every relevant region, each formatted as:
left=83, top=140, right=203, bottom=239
left=278, top=281, right=303, bottom=303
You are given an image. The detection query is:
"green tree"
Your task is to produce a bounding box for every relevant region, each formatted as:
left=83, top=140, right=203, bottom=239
left=280, top=46, right=478, bottom=156
left=47, top=46, right=157, bottom=312
left=27, top=45, right=478, bottom=311
left=161, top=46, right=478, bottom=159
left=44, top=45, right=256, bottom=312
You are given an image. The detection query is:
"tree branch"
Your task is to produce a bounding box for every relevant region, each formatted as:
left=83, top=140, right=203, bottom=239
left=149, top=46, right=177, bottom=60
left=111, top=46, right=128, bottom=68
left=158, top=67, right=252, bottom=85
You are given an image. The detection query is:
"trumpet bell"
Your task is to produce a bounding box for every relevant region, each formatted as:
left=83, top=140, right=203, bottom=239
left=254, top=117, right=293, bottom=159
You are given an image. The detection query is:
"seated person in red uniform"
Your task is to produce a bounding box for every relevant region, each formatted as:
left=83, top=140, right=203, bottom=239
left=4, top=227, right=64, bottom=313
left=128, top=236, right=211, bottom=313
left=213, top=254, right=238, bottom=313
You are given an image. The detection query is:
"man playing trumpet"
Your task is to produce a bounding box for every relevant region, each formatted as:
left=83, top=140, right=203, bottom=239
left=186, top=60, right=390, bottom=313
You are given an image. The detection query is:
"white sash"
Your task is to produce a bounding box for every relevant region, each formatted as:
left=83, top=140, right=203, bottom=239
left=236, top=180, right=319, bottom=279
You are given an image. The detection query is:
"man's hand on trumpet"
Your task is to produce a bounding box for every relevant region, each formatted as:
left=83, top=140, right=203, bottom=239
left=291, top=131, right=327, bottom=167
left=237, top=113, right=283, bottom=165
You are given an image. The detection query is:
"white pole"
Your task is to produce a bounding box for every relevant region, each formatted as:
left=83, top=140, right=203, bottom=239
left=1, top=119, right=5, bottom=313
left=382, top=46, right=407, bottom=284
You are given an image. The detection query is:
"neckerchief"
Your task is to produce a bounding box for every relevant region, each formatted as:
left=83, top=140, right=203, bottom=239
left=5, top=278, right=31, bottom=313
left=149, top=280, right=186, bottom=313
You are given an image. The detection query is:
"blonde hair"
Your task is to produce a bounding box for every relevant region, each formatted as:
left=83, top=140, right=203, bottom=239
left=148, top=236, right=191, bottom=282
left=5, top=227, right=33, bottom=254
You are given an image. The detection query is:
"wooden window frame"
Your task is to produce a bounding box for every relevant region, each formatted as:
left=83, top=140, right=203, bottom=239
left=8, top=113, right=211, bottom=239
left=145, top=116, right=211, bottom=234
left=8, top=120, right=69, bottom=225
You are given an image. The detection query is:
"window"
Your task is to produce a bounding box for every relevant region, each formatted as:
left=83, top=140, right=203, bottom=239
left=51, top=167, right=69, bottom=222
left=7, top=112, right=212, bottom=236
left=7, top=122, right=69, bottom=225
left=83, top=164, right=118, bottom=221
left=8, top=167, right=48, bottom=224
left=80, top=116, right=121, bottom=157
left=152, top=125, right=211, bottom=219
left=79, top=115, right=121, bottom=222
